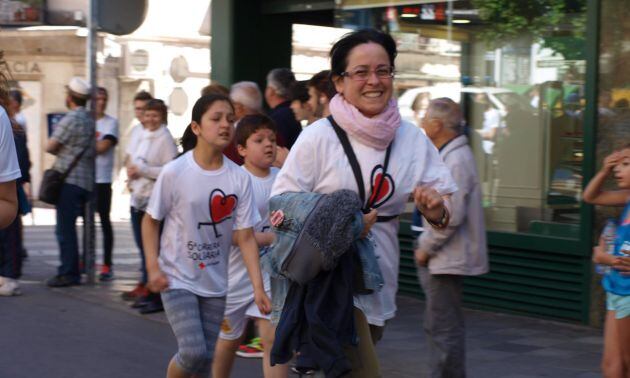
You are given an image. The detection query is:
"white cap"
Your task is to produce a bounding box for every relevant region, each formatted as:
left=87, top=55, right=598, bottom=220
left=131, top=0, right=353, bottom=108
left=66, top=77, right=90, bottom=98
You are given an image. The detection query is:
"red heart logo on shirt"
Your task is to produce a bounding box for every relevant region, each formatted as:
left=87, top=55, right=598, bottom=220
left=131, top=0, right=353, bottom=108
left=209, top=189, right=238, bottom=224
left=368, top=165, right=395, bottom=209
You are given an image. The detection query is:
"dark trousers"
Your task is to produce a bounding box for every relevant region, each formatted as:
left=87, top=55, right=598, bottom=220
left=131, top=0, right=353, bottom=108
left=55, top=183, right=89, bottom=281
left=130, top=206, right=147, bottom=284
left=0, top=216, right=22, bottom=279
left=418, top=267, right=465, bottom=378
left=96, top=183, right=114, bottom=267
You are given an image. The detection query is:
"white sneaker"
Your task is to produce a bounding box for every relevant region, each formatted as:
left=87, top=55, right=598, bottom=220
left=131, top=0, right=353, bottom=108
left=0, top=278, right=21, bottom=296
left=0, top=276, right=5, bottom=286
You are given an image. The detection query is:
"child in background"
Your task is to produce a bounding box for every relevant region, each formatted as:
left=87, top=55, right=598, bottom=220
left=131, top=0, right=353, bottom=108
left=212, top=114, right=288, bottom=378
left=142, top=95, right=271, bottom=378
left=583, top=145, right=630, bottom=377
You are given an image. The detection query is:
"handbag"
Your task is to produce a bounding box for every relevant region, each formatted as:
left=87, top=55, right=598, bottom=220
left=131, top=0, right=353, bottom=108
left=39, top=142, right=91, bottom=205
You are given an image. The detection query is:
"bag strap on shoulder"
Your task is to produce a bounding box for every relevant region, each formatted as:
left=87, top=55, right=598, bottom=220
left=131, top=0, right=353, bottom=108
left=328, top=115, right=397, bottom=222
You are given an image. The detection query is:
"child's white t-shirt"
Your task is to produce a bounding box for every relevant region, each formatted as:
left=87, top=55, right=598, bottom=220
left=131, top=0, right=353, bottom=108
left=0, top=107, right=20, bottom=183
left=146, top=151, right=260, bottom=297
left=271, top=118, right=458, bottom=326
left=226, top=167, right=278, bottom=304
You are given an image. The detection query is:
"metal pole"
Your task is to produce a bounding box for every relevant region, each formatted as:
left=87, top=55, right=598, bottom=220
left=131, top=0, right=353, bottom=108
left=84, top=0, right=98, bottom=285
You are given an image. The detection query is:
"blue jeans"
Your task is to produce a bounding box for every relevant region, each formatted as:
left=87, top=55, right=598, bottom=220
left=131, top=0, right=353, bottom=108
left=55, top=183, right=89, bottom=281
left=130, top=206, right=147, bottom=284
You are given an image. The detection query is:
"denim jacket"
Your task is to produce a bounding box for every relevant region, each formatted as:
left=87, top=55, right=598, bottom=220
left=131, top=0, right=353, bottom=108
left=263, top=191, right=384, bottom=323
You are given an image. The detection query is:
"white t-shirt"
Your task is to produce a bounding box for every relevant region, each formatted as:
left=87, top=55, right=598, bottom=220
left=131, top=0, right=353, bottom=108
left=95, top=114, right=119, bottom=184
left=0, top=107, right=20, bottom=183
left=146, top=151, right=260, bottom=297
left=271, top=118, right=457, bottom=326
left=226, top=167, right=278, bottom=304
left=126, top=123, right=144, bottom=156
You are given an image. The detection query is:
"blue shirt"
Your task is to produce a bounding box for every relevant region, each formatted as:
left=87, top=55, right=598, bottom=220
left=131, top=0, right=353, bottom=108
left=603, top=201, right=630, bottom=295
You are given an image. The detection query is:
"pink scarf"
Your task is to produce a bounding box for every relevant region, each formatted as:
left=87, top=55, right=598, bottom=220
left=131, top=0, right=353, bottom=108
left=329, top=94, right=401, bottom=150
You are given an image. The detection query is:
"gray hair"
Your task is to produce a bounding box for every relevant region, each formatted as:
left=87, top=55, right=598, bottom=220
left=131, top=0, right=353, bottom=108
left=230, top=81, right=263, bottom=112
left=266, top=68, right=295, bottom=98
left=426, top=97, right=464, bottom=135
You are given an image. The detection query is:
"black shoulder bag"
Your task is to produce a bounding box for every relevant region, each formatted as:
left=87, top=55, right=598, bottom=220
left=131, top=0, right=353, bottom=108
left=39, top=142, right=91, bottom=205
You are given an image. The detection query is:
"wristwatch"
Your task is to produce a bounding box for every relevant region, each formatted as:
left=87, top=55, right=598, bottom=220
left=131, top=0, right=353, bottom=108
left=425, top=207, right=449, bottom=230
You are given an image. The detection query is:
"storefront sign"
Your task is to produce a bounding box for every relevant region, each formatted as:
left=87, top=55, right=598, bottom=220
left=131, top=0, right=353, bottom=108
left=8, top=61, right=41, bottom=75
left=341, top=0, right=452, bottom=10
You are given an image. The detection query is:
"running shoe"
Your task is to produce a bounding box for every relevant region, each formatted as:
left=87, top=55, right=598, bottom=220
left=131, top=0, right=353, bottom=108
left=121, top=283, right=147, bottom=301
left=236, top=337, right=264, bottom=358
left=99, top=265, right=114, bottom=281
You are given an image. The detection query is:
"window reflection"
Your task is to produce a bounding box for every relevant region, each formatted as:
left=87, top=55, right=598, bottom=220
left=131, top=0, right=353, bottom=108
left=336, top=0, right=587, bottom=237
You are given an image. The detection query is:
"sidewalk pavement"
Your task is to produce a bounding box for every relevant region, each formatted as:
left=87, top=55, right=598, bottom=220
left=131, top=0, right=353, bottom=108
left=0, top=220, right=604, bottom=378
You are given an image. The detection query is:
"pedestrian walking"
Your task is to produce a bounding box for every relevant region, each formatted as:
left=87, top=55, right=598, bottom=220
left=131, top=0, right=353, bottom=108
left=142, top=94, right=271, bottom=378
left=212, top=114, right=288, bottom=378
left=126, top=99, right=177, bottom=313
left=121, top=90, right=153, bottom=300
left=415, top=98, right=489, bottom=378
left=583, top=145, right=630, bottom=377
left=269, top=29, right=457, bottom=377
left=94, top=87, right=118, bottom=281
left=45, top=77, right=95, bottom=288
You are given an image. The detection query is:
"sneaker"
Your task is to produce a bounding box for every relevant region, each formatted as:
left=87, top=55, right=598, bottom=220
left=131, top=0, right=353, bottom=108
left=46, top=275, right=80, bottom=288
left=121, top=283, right=147, bottom=301
left=236, top=337, right=264, bottom=358
left=0, top=276, right=5, bottom=286
left=131, top=294, right=152, bottom=309
left=138, top=294, right=164, bottom=314
left=0, top=278, right=21, bottom=296
left=99, top=265, right=114, bottom=281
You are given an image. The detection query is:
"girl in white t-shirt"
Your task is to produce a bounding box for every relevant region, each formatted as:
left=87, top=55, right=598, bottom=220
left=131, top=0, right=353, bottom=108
left=143, top=95, right=271, bottom=378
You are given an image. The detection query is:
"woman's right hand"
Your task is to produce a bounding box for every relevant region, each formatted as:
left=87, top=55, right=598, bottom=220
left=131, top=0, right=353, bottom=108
left=147, top=269, right=169, bottom=293
left=361, top=209, right=378, bottom=238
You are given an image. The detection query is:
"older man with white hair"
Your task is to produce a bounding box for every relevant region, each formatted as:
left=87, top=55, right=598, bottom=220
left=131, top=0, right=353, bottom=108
left=415, top=97, right=489, bottom=378
left=265, top=68, right=301, bottom=149
left=230, top=81, right=263, bottom=120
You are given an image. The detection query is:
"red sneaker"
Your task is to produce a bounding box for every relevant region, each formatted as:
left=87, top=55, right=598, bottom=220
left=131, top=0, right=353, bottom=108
left=121, top=283, right=147, bottom=301
left=236, top=337, right=264, bottom=358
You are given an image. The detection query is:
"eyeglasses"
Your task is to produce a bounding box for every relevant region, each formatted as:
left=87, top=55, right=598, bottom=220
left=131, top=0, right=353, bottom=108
left=340, top=66, right=395, bottom=81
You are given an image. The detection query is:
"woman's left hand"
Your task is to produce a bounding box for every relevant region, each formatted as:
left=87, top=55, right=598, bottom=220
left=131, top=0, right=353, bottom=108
left=254, top=289, right=272, bottom=315
left=413, top=186, right=444, bottom=223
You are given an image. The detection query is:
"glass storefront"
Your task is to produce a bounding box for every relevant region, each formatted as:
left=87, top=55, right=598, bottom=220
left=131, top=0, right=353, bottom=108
left=335, top=1, right=588, bottom=238
left=599, top=0, right=630, bottom=150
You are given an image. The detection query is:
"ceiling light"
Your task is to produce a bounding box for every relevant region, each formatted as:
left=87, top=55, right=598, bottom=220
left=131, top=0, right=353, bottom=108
left=452, top=19, right=471, bottom=24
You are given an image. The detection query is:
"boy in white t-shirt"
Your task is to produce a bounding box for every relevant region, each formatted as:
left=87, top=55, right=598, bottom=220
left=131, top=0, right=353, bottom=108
left=212, top=114, right=288, bottom=378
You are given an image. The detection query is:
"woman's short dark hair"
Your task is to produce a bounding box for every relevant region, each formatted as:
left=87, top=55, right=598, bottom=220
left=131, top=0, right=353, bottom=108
left=180, top=94, right=235, bottom=154
left=145, top=99, right=168, bottom=123
left=330, top=29, right=397, bottom=76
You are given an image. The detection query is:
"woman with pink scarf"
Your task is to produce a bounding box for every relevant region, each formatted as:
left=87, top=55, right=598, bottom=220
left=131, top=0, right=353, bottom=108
left=270, top=29, right=457, bottom=377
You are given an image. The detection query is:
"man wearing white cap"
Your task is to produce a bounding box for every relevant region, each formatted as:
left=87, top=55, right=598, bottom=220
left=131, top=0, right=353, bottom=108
left=45, top=77, right=95, bottom=287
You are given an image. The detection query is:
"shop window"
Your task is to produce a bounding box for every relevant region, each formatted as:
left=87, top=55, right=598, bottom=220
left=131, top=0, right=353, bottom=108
left=335, top=0, right=588, bottom=238
left=599, top=0, right=630, bottom=154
